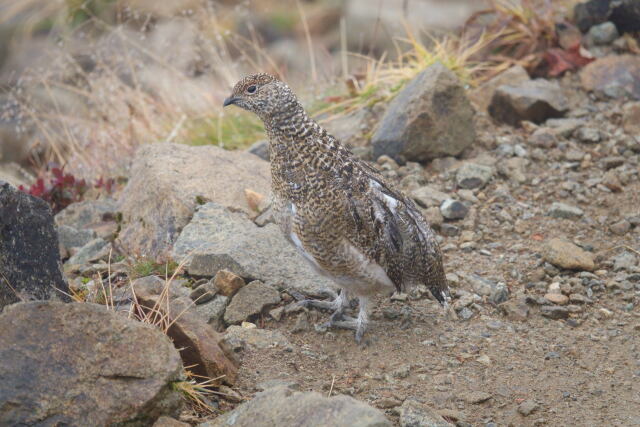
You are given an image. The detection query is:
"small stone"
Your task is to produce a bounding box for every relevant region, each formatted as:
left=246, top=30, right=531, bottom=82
left=540, top=305, right=569, bottom=319
left=399, top=399, right=449, bottom=427
left=456, top=163, right=493, bottom=189
left=544, top=293, right=569, bottom=305
left=613, top=252, right=637, bottom=271
left=223, top=281, right=281, bottom=325
left=440, top=224, right=460, bottom=237
left=463, top=391, right=492, bottom=404
left=575, top=127, right=601, bottom=143
left=213, top=269, right=246, bottom=296
left=602, top=156, right=625, bottom=170
left=458, top=307, right=474, bottom=320
left=602, top=170, right=623, bottom=192
left=622, top=102, right=640, bottom=135
left=610, top=219, right=631, bottom=236
left=247, top=140, right=269, bottom=161
left=440, top=199, right=468, bottom=220
left=194, top=294, right=229, bottom=330
left=569, top=294, right=592, bottom=304
left=411, top=186, right=449, bottom=208
left=518, top=399, right=539, bottom=416
left=587, top=22, right=619, bottom=46
left=189, top=281, right=217, bottom=304
left=489, top=79, right=569, bottom=125
left=376, top=397, right=402, bottom=409
left=269, top=306, right=284, bottom=321
left=543, top=238, right=595, bottom=271
left=548, top=202, right=584, bottom=220
left=291, top=312, right=310, bottom=333
left=66, top=238, right=112, bottom=266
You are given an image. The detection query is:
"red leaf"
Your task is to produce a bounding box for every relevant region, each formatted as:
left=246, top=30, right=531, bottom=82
left=543, top=44, right=594, bottom=77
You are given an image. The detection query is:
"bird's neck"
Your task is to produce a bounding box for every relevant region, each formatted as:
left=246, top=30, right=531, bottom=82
left=263, top=104, right=321, bottom=145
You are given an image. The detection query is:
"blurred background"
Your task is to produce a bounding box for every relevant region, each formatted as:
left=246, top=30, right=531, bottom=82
left=0, top=0, right=616, bottom=188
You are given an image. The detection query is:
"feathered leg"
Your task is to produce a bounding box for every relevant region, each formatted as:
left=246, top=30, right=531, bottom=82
left=330, top=296, right=369, bottom=343
left=298, top=288, right=350, bottom=322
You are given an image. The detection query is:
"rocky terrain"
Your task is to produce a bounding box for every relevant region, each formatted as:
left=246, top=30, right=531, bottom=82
left=1, top=1, right=640, bottom=426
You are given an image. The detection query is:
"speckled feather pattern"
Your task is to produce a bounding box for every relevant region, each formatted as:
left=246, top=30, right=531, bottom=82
left=225, top=73, right=449, bottom=304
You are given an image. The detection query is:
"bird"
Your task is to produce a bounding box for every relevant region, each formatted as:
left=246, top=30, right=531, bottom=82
left=223, top=73, right=449, bottom=342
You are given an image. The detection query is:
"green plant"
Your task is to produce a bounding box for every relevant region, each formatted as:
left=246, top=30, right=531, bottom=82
left=130, top=259, right=181, bottom=280
left=185, top=113, right=265, bottom=150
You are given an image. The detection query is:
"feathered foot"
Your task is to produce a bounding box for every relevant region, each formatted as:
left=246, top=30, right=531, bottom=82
left=328, top=297, right=369, bottom=343
left=298, top=289, right=351, bottom=321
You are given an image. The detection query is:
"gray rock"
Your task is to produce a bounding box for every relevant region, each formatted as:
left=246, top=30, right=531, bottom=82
left=410, top=186, right=449, bottom=208
left=548, top=202, right=584, bottom=220
left=440, top=199, right=468, bottom=220
left=469, top=65, right=530, bottom=112
left=200, top=385, right=391, bottom=427
left=456, top=163, right=493, bottom=189
left=574, top=0, right=612, bottom=32
left=371, top=62, right=475, bottom=163
left=543, top=238, right=595, bottom=271
left=517, top=399, right=539, bottom=416
left=0, top=182, right=69, bottom=310
left=66, top=238, right=112, bottom=266
left=587, top=22, right=619, bottom=46
left=248, top=140, right=270, bottom=161
left=224, top=281, right=281, bottom=325
left=117, top=143, right=271, bottom=260
left=540, top=305, right=569, bottom=319
left=489, top=79, right=569, bottom=125
left=0, top=301, right=183, bottom=425
left=613, top=251, right=637, bottom=271
left=222, top=325, right=291, bottom=353
left=575, top=127, right=601, bottom=143
left=580, top=55, right=640, bottom=100
left=54, top=198, right=118, bottom=239
left=57, top=225, right=97, bottom=256
left=171, top=203, right=338, bottom=297
left=194, top=294, right=229, bottom=330
left=399, top=399, right=449, bottom=427
left=190, top=280, right=217, bottom=304
left=463, top=274, right=509, bottom=304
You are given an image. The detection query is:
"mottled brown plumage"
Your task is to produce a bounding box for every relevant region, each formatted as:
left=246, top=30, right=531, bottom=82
left=224, top=73, right=449, bottom=342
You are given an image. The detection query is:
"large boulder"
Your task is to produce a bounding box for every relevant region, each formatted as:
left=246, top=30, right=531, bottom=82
left=117, top=143, right=271, bottom=260
left=580, top=55, right=640, bottom=100
left=489, top=79, right=569, bottom=125
left=0, top=301, right=183, bottom=425
left=0, top=181, right=68, bottom=310
left=171, top=203, right=337, bottom=297
left=371, top=62, right=476, bottom=163
left=200, top=385, right=391, bottom=427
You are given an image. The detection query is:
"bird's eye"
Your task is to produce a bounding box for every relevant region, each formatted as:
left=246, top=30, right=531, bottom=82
left=246, top=85, right=257, bottom=94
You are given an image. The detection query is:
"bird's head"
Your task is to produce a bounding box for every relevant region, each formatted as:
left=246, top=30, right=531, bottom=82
left=223, top=73, right=300, bottom=121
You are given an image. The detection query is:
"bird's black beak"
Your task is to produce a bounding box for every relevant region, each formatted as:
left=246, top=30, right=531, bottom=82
left=223, top=96, right=239, bottom=107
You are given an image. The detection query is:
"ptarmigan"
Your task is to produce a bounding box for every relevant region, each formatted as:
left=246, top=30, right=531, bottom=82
left=224, top=73, right=449, bottom=342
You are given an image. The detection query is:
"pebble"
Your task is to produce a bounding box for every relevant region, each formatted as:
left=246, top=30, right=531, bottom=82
left=610, top=219, right=631, bottom=235
left=440, top=199, right=469, bottom=220
left=540, top=305, right=569, bottom=319
left=575, top=127, right=601, bottom=143
left=544, top=293, right=569, bottom=305
left=517, top=399, right=540, bottom=416
left=213, top=269, right=246, bottom=296
left=543, top=238, right=595, bottom=271
left=587, top=22, right=619, bottom=46
left=463, top=391, right=492, bottom=404
left=548, top=202, right=584, bottom=220
left=456, top=163, right=494, bottom=189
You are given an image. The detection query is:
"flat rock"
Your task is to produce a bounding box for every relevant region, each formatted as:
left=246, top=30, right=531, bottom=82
left=462, top=391, right=492, bottom=404
left=117, top=143, right=270, bottom=260
left=371, top=62, right=475, bottom=163
left=224, top=280, right=281, bottom=325
left=456, top=162, right=493, bottom=189
left=54, top=198, right=118, bottom=239
left=399, top=399, right=450, bottom=427
left=518, top=399, right=540, bottom=416
left=171, top=203, right=338, bottom=297
left=66, top=237, right=112, bottom=266
left=0, top=301, right=183, bottom=425
left=469, top=65, right=530, bottom=112
left=213, top=269, right=246, bottom=296
left=410, top=186, right=449, bottom=208
left=540, top=305, right=569, bottom=319
left=548, top=202, right=584, bottom=220
left=543, top=238, right=595, bottom=271
left=544, top=293, right=569, bottom=305
left=199, top=385, right=391, bottom=427
left=222, top=325, right=291, bottom=353
left=580, top=55, right=640, bottom=100
left=194, top=294, right=229, bottom=331
left=57, top=224, right=97, bottom=258
left=0, top=181, right=69, bottom=310
left=133, top=276, right=239, bottom=383
left=489, top=79, right=569, bottom=125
